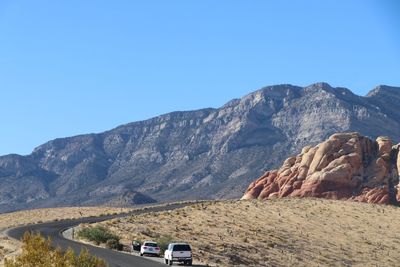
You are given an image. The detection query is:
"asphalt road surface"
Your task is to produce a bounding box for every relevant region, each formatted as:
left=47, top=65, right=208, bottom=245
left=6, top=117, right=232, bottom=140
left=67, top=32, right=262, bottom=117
left=6, top=203, right=194, bottom=267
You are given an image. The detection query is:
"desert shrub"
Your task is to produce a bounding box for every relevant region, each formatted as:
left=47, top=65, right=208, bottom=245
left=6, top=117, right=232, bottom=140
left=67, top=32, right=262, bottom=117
left=198, top=243, right=211, bottom=252
left=156, top=235, right=174, bottom=254
left=106, top=238, right=123, bottom=251
left=4, top=231, right=106, bottom=267
left=138, top=226, right=159, bottom=238
left=77, top=225, right=121, bottom=248
left=67, top=248, right=107, bottom=267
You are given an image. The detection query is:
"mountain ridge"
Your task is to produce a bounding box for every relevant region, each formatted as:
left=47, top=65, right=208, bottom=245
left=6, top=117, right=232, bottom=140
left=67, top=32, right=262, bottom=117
left=1, top=82, right=399, bottom=212
left=0, top=82, right=392, bottom=158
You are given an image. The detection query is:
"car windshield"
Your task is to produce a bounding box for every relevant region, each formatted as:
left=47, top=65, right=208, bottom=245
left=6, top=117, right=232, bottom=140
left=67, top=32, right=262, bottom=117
left=173, top=244, right=191, bottom=251
left=144, top=243, right=158, bottom=247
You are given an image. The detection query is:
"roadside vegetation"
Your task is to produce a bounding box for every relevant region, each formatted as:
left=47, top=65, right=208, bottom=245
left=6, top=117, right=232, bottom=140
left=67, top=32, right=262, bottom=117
left=4, top=232, right=106, bottom=267
left=76, top=224, right=177, bottom=256
left=77, top=225, right=123, bottom=251
left=93, top=198, right=400, bottom=266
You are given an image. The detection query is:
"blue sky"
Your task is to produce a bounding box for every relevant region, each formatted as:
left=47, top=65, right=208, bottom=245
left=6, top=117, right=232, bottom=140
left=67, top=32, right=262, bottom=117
left=0, top=0, right=399, bottom=155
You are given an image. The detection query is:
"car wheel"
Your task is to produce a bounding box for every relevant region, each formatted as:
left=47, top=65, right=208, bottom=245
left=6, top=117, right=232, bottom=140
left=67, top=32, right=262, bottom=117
left=188, top=260, right=192, bottom=266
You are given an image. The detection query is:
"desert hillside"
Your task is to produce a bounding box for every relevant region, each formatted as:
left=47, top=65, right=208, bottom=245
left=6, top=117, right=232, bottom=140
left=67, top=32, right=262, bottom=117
left=87, top=199, right=400, bottom=266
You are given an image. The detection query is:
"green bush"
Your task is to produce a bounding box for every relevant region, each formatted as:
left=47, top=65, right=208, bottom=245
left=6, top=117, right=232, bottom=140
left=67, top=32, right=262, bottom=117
left=4, top=231, right=107, bottom=267
left=77, top=226, right=114, bottom=245
left=156, top=235, right=174, bottom=254
left=106, top=238, right=123, bottom=251
left=77, top=225, right=122, bottom=250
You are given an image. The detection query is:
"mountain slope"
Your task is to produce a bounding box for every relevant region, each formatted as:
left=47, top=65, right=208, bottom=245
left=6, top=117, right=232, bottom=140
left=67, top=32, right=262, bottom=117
left=0, top=83, right=399, bottom=212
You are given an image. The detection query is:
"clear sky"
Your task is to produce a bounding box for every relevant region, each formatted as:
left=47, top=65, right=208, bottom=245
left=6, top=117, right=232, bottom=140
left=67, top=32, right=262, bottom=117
left=0, top=0, right=399, bottom=156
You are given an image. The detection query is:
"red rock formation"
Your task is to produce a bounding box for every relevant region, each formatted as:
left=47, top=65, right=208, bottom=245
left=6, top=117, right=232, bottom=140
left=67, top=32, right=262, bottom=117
left=396, top=144, right=400, bottom=177
left=242, top=133, right=400, bottom=205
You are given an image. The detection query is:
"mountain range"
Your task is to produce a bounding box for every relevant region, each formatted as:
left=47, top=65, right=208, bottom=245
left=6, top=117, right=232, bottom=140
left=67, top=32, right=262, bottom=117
left=1, top=82, right=399, bottom=212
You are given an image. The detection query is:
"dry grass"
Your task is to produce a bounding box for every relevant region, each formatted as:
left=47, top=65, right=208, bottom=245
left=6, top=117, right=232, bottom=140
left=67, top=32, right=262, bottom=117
left=94, top=198, right=400, bottom=266
left=0, top=236, right=17, bottom=267
left=0, top=206, right=132, bottom=266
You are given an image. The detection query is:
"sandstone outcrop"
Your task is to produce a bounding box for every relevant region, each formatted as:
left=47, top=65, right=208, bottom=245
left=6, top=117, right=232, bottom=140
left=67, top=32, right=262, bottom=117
left=396, top=144, right=400, bottom=177
left=242, top=133, right=400, bottom=204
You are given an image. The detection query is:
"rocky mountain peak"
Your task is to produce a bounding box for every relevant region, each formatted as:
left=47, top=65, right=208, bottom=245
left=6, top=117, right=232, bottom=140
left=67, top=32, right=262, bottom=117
left=366, top=85, right=400, bottom=98
left=308, top=82, right=332, bottom=90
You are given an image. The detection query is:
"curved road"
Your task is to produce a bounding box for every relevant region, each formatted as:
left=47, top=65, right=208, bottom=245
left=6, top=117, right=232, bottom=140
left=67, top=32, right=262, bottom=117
left=6, top=203, right=192, bottom=267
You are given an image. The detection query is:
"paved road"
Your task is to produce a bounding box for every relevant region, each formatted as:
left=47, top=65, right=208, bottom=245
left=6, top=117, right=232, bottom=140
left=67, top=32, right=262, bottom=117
left=6, top=203, right=192, bottom=267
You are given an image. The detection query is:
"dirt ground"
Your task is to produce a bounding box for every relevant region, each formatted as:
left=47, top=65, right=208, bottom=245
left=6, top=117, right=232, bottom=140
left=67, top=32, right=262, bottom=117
left=93, top=198, right=400, bottom=266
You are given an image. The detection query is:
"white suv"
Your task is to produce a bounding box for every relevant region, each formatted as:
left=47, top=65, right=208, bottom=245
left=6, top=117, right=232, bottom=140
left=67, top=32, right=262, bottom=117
left=140, top=241, right=161, bottom=257
left=164, top=243, right=192, bottom=266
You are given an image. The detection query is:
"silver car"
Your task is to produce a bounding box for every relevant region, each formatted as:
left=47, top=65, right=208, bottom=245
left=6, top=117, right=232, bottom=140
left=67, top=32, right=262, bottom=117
left=140, top=241, right=161, bottom=256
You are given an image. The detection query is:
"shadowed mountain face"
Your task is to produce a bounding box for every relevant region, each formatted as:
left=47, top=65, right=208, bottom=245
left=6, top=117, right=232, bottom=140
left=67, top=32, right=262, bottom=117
left=0, top=83, right=399, bottom=212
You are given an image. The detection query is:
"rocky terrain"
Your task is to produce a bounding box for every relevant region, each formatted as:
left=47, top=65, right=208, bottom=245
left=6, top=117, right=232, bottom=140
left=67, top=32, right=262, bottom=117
left=243, top=133, right=400, bottom=204
left=0, top=83, right=399, bottom=212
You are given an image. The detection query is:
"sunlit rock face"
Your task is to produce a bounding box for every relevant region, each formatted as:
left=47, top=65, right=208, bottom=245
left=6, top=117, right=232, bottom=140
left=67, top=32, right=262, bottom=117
left=242, top=133, right=400, bottom=205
